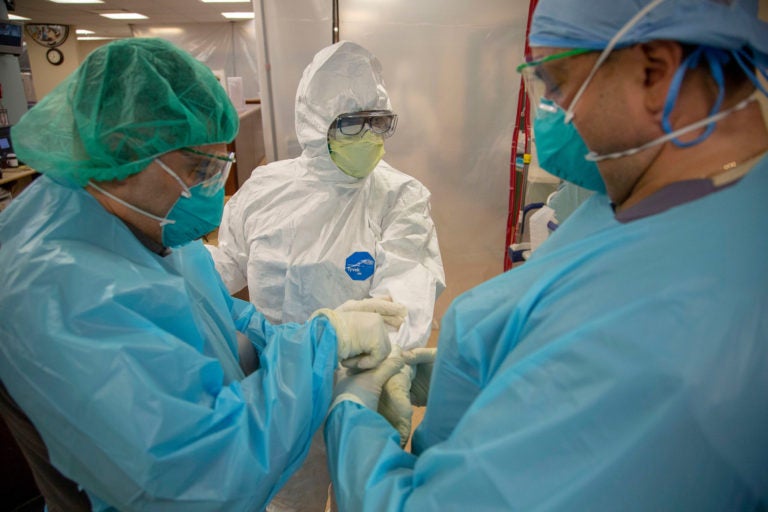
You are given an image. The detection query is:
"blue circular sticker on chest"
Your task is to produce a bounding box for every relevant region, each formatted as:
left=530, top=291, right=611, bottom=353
left=345, top=251, right=375, bottom=281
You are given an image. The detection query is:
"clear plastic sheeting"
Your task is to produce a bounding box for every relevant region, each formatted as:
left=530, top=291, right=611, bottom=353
left=254, top=1, right=333, bottom=159
left=255, top=0, right=529, bottom=321
left=132, top=22, right=261, bottom=100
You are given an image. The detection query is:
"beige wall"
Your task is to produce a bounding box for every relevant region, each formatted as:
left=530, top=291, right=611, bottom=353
left=23, top=29, right=117, bottom=101
left=76, top=39, right=114, bottom=60
left=24, top=31, right=80, bottom=99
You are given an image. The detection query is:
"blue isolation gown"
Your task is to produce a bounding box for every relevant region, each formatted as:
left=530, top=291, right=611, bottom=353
left=325, top=156, right=768, bottom=511
left=0, top=176, right=338, bottom=511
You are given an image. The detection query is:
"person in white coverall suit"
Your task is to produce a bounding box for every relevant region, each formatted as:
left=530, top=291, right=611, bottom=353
left=208, top=41, right=446, bottom=511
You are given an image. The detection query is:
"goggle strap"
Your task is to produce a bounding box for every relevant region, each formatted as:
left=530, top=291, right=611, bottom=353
left=181, top=147, right=236, bottom=163
left=516, top=48, right=591, bottom=72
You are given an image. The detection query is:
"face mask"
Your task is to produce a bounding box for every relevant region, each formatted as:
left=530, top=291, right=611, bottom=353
left=88, top=161, right=226, bottom=248
left=328, top=131, right=385, bottom=179
left=160, top=182, right=225, bottom=247
left=533, top=100, right=606, bottom=193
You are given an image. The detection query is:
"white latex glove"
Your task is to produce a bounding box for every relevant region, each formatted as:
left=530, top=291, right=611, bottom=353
left=402, top=347, right=436, bottom=407
left=332, top=345, right=405, bottom=411
left=311, top=308, right=391, bottom=369
left=334, top=296, right=408, bottom=329
left=377, top=364, right=415, bottom=447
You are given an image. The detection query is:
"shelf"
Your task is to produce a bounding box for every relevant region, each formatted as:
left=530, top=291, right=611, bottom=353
left=0, top=166, right=37, bottom=186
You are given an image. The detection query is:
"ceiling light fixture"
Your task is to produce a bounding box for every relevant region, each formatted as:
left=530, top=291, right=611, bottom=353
left=221, top=12, right=255, bottom=19
left=76, top=29, right=95, bottom=34
left=99, top=12, right=148, bottom=20
left=50, top=0, right=104, bottom=4
left=77, top=36, right=120, bottom=41
left=8, top=14, right=30, bottom=20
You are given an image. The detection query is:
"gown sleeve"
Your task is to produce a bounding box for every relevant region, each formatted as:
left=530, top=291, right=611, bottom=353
left=369, top=179, right=446, bottom=349
left=207, top=191, right=249, bottom=294
left=0, top=240, right=338, bottom=512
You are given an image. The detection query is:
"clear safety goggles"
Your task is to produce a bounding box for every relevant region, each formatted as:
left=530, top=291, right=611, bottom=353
left=516, top=48, right=594, bottom=118
left=328, top=110, right=398, bottom=139
left=173, top=147, right=235, bottom=197
left=156, top=148, right=235, bottom=197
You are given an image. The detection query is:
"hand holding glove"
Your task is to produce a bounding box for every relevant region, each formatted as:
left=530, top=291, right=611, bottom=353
left=377, top=347, right=437, bottom=446
left=332, top=345, right=405, bottom=411
left=334, top=296, right=408, bottom=329
left=403, top=347, right=436, bottom=406
left=377, top=364, right=415, bottom=446
left=311, top=308, right=391, bottom=369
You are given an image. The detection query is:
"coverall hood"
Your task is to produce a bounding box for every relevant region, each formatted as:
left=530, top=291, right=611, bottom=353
left=294, top=41, right=392, bottom=168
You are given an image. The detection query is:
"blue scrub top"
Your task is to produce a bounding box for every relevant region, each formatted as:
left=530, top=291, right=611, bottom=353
left=325, top=156, right=768, bottom=511
left=0, top=176, right=338, bottom=511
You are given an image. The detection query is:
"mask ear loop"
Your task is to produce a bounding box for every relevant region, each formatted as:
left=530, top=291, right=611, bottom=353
left=661, top=47, right=728, bottom=148
left=586, top=92, right=757, bottom=161
left=155, top=158, right=192, bottom=198
left=88, top=181, right=175, bottom=225
left=732, top=48, right=768, bottom=97
left=564, top=0, right=669, bottom=124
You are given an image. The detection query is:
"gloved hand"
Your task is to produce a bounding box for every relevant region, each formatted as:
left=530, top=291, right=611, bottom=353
left=311, top=308, right=391, bottom=369
left=377, top=364, right=415, bottom=447
left=334, top=296, right=408, bottom=329
left=332, top=345, right=405, bottom=411
left=377, top=347, right=437, bottom=446
left=402, top=347, right=436, bottom=407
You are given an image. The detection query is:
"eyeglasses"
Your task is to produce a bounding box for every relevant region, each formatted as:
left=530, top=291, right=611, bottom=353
left=158, top=147, right=236, bottom=197
left=328, top=110, right=398, bottom=139
left=516, top=48, right=593, bottom=116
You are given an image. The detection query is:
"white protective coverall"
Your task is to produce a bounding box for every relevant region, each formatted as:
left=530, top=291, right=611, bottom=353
left=208, top=41, right=446, bottom=511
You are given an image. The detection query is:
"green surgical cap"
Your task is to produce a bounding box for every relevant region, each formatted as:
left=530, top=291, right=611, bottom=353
left=12, top=38, right=239, bottom=185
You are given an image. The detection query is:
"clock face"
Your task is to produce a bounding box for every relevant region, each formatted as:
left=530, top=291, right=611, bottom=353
left=46, top=48, right=64, bottom=66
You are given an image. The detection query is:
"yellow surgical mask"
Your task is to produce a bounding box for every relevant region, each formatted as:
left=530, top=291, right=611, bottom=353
left=328, top=131, right=385, bottom=179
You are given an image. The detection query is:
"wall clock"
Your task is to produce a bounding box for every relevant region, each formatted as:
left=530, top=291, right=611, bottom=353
left=46, top=47, right=64, bottom=66
left=24, top=24, right=69, bottom=65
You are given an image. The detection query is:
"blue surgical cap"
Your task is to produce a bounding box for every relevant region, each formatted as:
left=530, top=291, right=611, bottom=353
left=530, top=0, right=768, bottom=60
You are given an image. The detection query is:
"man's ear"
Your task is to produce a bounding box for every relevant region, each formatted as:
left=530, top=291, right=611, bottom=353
left=640, top=41, right=683, bottom=117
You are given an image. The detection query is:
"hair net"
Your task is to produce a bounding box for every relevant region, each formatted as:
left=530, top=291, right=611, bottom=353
left=529, top=0, right=768, bottom=60
left=12, top=38, right=239, bottom=185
